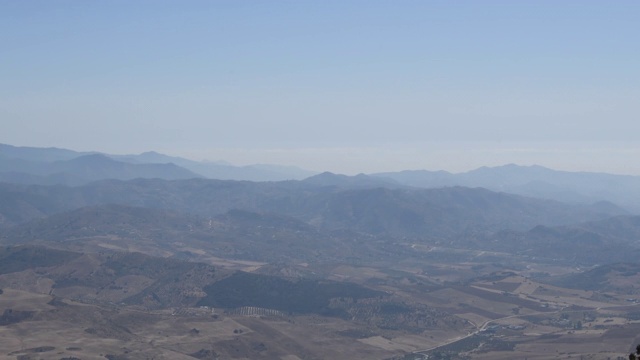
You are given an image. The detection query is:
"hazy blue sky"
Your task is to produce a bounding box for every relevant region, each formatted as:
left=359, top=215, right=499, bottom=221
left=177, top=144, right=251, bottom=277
left=1, top=1, right=639, bottom=174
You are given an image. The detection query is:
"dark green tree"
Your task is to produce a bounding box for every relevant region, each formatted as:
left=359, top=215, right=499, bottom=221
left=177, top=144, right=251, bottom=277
left=630, top=343, right=640, bottom=360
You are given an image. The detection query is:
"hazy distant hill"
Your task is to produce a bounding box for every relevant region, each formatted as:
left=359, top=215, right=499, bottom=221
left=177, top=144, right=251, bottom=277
left=301, top=171, right=402, bottom=189
left=0, top=179, right=626, bottom=240
left=112, top=151, right=316, bottom=181
left=548, top=262, right=640, bottom=293
left=297, top=186, right=627, bottom=239
left=373, top=164, right=640, bottom=212
left=0, top=245, right=386, bottom=314
left=0, top=143, right=316, bottom=182
left=2, top=204, right=370, bottom=263
left=0, top=182, right=68, bottom=227
left=452, top=215, right=640, bottom=264
left=0, top=245, right=223, bottom=308
left=0, top=143, right=96, bottom=162
left=4, top=201, right=636, bottom=268
left=56, top=154, right=201, bottom=182
left=0, top=152, right=201, bottom=185
left=3, top=204, right=200, bottom=243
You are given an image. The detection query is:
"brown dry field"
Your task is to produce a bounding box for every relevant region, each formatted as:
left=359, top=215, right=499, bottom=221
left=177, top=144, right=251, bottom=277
left=0, top=288, right=404, bottom=360
left=2, top=258, right=640, bottom=359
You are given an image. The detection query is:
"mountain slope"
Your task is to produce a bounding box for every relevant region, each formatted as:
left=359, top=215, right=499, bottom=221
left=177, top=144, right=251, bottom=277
left=0, top=143, right=94, bottom=162
left=2, top=204, right=388, bottom=264
left=0, top=245, right=387, bottom=315
left=301, top=171, right=402, bottom=189
left=0, top=143, right=316, bottom=182
left=374, top=164, right=640, bottom=212
left=112, top=151, right=316, bottom=181
left=0, top=153, right=202, bottom=185
left=0, top=179, right=626, bottom=239
left=449, top=215, right=640, bottom=264
left=548, top=263, right=640, bottom=292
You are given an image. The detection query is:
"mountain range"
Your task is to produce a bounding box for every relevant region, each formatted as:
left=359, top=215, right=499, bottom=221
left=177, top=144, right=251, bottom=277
left=0, top=143, right=316, bottom=184
left=1, top=183, right=636, bottom=266
left=4, top=143, right=640, bottom=358
left=0, top=178, right=626, bottom=235
left=4, top=143, right=640, bottom=215
left=374, top=164, right=640, bottom=212
left=2, top=142, right=640, bottom=268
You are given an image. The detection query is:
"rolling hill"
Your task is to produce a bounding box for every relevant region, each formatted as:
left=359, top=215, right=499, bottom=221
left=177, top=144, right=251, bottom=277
left=0, top=179, right=627, bottom=238
left=373, top=164, right=640, bottom=212
left=0, top=143, right=316, bottom=183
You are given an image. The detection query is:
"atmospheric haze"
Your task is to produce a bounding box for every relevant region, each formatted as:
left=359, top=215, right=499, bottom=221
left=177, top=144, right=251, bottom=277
left=1, top=1, right=639, bottom=174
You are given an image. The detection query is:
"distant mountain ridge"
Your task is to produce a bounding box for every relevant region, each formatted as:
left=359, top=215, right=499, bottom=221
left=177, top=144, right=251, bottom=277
left=4, top=143, right=640, bottom=213
left=301, top=171, right=402, bottom=189
left=3, top=196, right=637, bottom=267
left=111, top=150, right=316, bottom=181
left=0, top=143, right=97, bottom=162
left=373, top=164, right=640, bottom=212
left=0, top=143, right=316, bottom=184
left=0, top=178, right=626, bottom=239
left=438, top=214, right=640, bottom=265
left=549, top=262, right=640, bottom=292
left=0, top=153, right=200, bottom=185
left=1, top=204, right=376, bottom=263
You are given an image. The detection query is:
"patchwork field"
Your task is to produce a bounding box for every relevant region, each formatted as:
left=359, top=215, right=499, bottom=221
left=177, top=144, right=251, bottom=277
left=1, top=253, right=640, bottom=360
